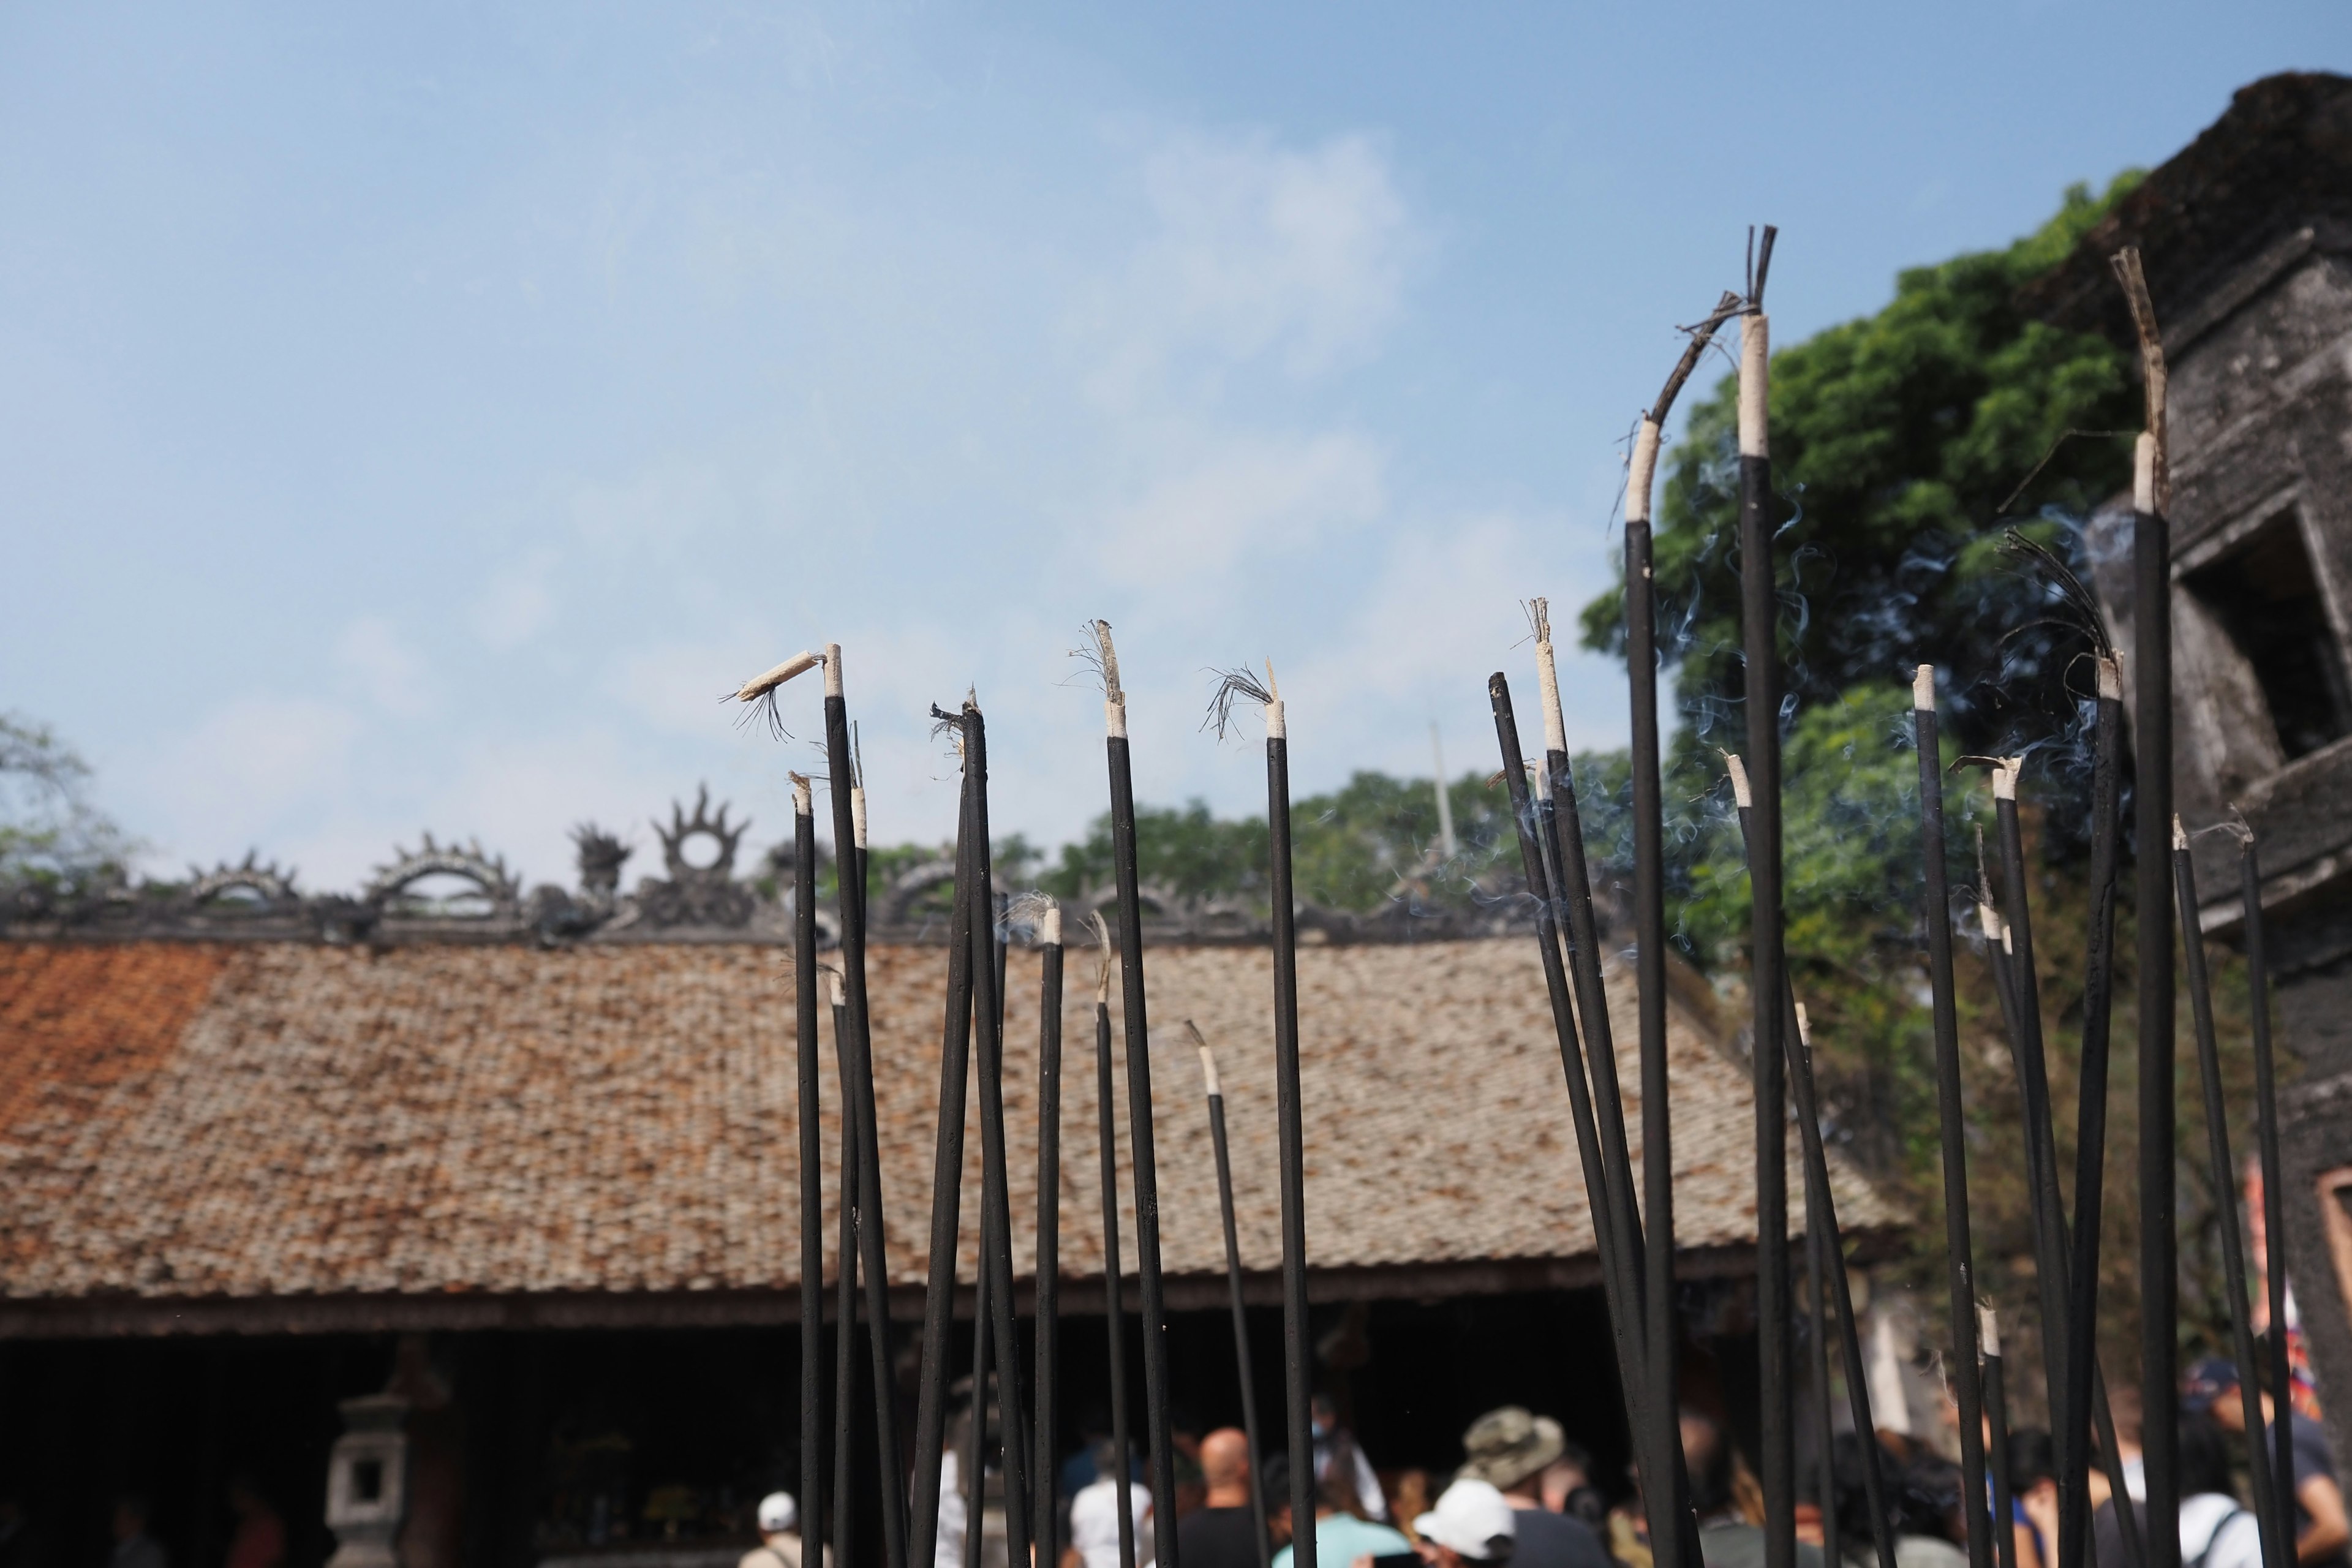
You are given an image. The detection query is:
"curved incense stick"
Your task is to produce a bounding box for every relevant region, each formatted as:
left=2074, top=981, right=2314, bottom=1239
left=1627, top=289, right=1743, bottom=1568
left=1090, top=913, right=1140, bottom=1568
left=822, top=646, right=909, bottom=1568
left=2173, top=820, right=2285, bottom=1568
left=1738, top=242, right=1796, bottom=1568
left=1034, top=900, right=1066, bottom=1568
left=2114, top=247, right=2179, bottom=1568
left=794, top=777, right=827, bottom=1564
left=1913, top=668, right=1993, bottom=1568
left=1089, top=621, right=1180, bottom=1567
left=1194, top=1026, right=1274, bottom=1568
left=910, top=755, right=982, bottom=1568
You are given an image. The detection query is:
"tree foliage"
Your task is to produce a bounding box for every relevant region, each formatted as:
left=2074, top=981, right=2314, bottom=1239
left=0, top=714, right=133, bottom=894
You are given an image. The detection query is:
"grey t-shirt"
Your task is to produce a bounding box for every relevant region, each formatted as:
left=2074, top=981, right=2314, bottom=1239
left=1509, top=1510, right=1610, bottom=1568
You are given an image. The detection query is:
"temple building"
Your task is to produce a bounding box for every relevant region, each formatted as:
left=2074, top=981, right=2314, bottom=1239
left=0, top=794, right=1898, bottom=1568
left=2025, top=70, right=2352, bottom=1461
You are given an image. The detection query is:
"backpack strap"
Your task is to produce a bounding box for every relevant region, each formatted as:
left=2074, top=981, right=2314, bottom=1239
left=2185, top=1506, right=2249, bottom=1568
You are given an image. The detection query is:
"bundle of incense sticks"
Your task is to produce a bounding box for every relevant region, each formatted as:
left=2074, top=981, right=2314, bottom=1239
left=1086, top=620, right=1182, bottom=1566
left=1205, top=663, right=1314, bottom=1568
left=1194, top=1024, right=1274, bottom=1568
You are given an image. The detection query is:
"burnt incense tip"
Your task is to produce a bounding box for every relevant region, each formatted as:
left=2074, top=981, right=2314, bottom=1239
left=1626, top=419, right=1662, bottom=526
left=735, top=650, right=823, bottom=703
left=1977, top=1302, right=2000, bottom=1357
left=2135, top=432, right=2158, bottom=515
left=1994, top=758, right=2022, bottom=802
left=2172, top=813, right=2189, bottom=852
left=823, top=964, right=845, bottom=1009
left=823, top=644, right=844, bottom=698
left=851, top=788, right=868, bottom=850
left=2097, top=655, right=2123, bottom=702
left=1006, top=891, right=1061, bottom=947
left=1198, top=1043, right=1221, bottom=1098
left=1088, top=910, right=1115, bottom=1002
left=1723, top=751, right=1752, bottom=809
left=1912, top=665, right=1937, bottom=712
left=1793, top=1000, right=1812, bottom=1046
left=1529, top=601, right=1566, bottom=755
left=789, top=771, right=814, bottom=816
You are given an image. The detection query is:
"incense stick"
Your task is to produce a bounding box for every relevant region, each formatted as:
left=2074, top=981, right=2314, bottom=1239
left=1089, top=914, right=1140, bottom=1568
left=1912, top=667, right=1994, bottom=1568
left=965, top=1256, right=992, bottom=1568
left=1728, top=762, right=1896, bottom=1568
left=1629, top=290, right=1744, bottom=1568
left=2243, top=834, right=2295, bottom=1565
left=830, top=967, right=860, bottom=1568
left=1088, top=621, right=1181, bottom=1567
left=1194, top=1025, right=1275, bottom=1568
left=1984, top=1306, right=2019, bottom=1568
left=910, top=748, right=982, bottom=1568
left=1806, top=1215, right=1840, bottom=1568
left=2173, top=819, right=2284, bottom=1568
left=1738, top=236, right=1796, bottom=1568
left=1207, top=662, right=1313, bottom=1568
left=1034, top=897, right=1067, bottom=1568
left=794, top=774, right=827, bottom=1564
left=2061, top=652, right=2124, bottom=1568
left=1490, top=674, right=1652, bottom=1463
left=958, top=699, right=1034, bottom=1568
left=2113, top=247, right=2179, bottom=1568
left=820, top=647, right=910, bottom=1568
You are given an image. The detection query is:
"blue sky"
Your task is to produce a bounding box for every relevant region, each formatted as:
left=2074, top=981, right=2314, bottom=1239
left=2, top=2, right=2343, bottom=894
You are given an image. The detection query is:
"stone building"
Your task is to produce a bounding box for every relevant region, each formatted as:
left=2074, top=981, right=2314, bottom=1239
left=0, top=794, right=1897, bottom=1568
left=2024, top=70, right=2352, bottom=1456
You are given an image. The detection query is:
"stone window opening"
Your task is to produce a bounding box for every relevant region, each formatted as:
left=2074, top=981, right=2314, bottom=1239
left=2183, top=508, right=2352, bottom=762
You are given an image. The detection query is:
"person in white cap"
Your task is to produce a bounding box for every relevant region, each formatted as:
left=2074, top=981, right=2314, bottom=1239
left=743, top=1491, right=827, bottom=1568
left=1414, top=1479, right=1517, bottom=1568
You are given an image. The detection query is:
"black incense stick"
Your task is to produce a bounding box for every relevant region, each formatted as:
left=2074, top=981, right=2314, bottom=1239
left=1806, top=1216, right=1840, bottom=1568
left=2061, top=650, right=2124, bottom=1568
left=1913, top=666, right=1992, bottom=1568
left=2173, top=820, right=2284, bottom=1568
left=1089, top=915, right=1140, bottom=1568
left=2244, top=834, right=2295, bottom=1566
left=831, top=970, right=861, bottom=1568
left=794, top=775, right=828, bottom=1564
left=1627, top=290, right=1744, bottom=1568
left=823, top=647, right=910, bottom=1568
left=1088, top=622, right=1180, bottom=1567
left=1739, top=239, right=1796, bottom=1568
left=910, top=763, right=981, bottom=1568
left=1207, top=662, right=1314, bottom=1568
left=2113, top=249, right=2179, bottom=1568
left=957, top=699, right=1034, bottom=1568
left=1034, top=899, right=1067, bottom=1568
left=1985, top=1308, right=2019, bottom=1568
left=1728, top=760, right=1896, bottom=1568
left=1195, top=1025, right=1275, bottom=1568
left=964, top=1257, right=992, bottom=1568
left=1491, top=675, right=1653, bottom=1470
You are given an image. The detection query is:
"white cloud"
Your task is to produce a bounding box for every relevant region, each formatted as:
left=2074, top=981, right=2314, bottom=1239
left=1098, top=427, right=1385, bottom=584
left=335, top=616, right=435, bottom=717
left=472, top=551, right=559, bottom=649
left=134, top=696, right=363, bottom=873
left=1079, top=129, right=1417, bottom=405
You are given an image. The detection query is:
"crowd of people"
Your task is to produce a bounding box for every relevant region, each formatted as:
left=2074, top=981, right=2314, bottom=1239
left=734, top=1359, right=2340, bottom=1568
left=0, top=1479, right=285, bottom=1568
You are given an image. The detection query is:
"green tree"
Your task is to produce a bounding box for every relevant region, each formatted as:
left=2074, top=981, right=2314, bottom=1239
left=1, top=713, right=134, bottom=894
left=1580, top=176, right=2145, bottom=766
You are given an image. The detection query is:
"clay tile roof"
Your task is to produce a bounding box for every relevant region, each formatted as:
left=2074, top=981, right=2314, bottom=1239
left=0, top=938, right=1899, bottom=1323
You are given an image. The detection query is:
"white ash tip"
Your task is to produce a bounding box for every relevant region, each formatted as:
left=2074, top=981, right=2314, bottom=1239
left=2097, top=656, right=2122, bottom=701
left=1626, top=420, right=1662, bottom=526
left=736, top=650, right=822, bottom=703
left=2135, top=432, right=2158, bottom=514
left=1040, top=904, right=1061, bottom=947
left=2172, top=813, right=2188, bottom=851
left=851, top=786, right=868, bottom=850
left=1724, top=752, right=1752, bottom=809
left=1977, top=1302, right=2000, bottom=1356
left=1793, top=1000, right=1811, bottom=1045
left=1199, top=1044, right=1221, bottom=1098
left=790, top=771, right=813, bottom=815
left=1978, top=903, right=2003, bottom=941
left=1912, top=665, right=1937, bottom=712
left=826, top=969, right=845, bottom=1008
left=1738, top=315, right=1770, bottom=458
left=2001, top=925, right=2014, bottom=956
left=824, top=644, right=844, bottom=698
left=1536, top=637, right=1566, bottom=755
left=1993, top=758, right=2022, bottom=801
